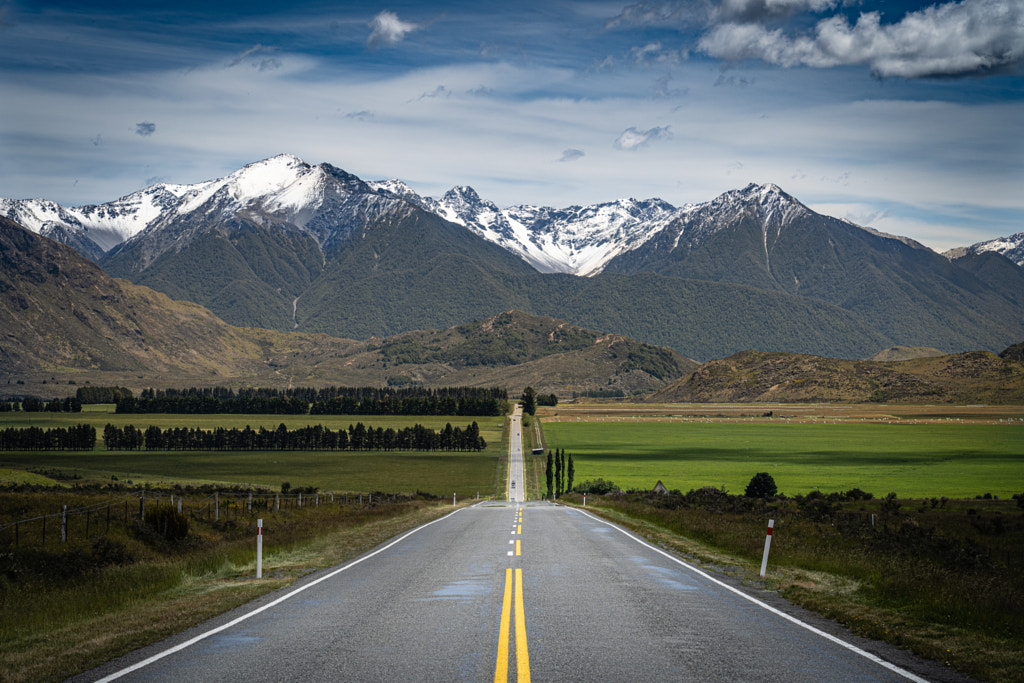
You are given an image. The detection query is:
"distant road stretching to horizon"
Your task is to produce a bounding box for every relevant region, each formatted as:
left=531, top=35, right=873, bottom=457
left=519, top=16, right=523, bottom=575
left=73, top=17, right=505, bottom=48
left=74, top=409, right=954, bottom=683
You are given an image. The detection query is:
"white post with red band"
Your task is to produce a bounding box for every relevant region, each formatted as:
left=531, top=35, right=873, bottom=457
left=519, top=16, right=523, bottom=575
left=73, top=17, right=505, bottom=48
left=256, top=519, right=263, bottom=579
left=759, top=519, right=774, bottom=577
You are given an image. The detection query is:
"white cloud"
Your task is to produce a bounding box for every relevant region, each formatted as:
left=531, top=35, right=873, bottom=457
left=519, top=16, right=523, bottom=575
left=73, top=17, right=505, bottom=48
left=713, top=0, right=842, bottom=22
left=368, top=10, right=421, bottom=49
left=699, top=0, right=1024, bottom=78
left=613, top=125, right=672, bottom=150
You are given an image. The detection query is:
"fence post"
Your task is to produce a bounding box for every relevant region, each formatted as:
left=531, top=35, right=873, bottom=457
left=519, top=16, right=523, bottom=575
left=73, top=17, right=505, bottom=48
left=178, top=497, right=183, bottom=514
left=248, top=491, right=253, bottom=512
left=315, top=493, right=319, bottom=506
left=61, top=505, right=68, bottom=543
left=256, top=519, right=263, bottom=579
left=140, top=491, right=146, bottom=522
left=276, top=493, right=280, bottom=511
left=215, top=492, right=220, bottom=522
left=298, top=493, right=303, bottom=508
left=759, top=519, right=775, bottom=578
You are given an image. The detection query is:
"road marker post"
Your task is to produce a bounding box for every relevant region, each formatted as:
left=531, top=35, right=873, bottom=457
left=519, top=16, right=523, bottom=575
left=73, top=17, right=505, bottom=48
left=256, top=519, right=263, bottom=579
left=759, top=519, right=774, bottom=578
left=583, top=493, right=586, bottom=507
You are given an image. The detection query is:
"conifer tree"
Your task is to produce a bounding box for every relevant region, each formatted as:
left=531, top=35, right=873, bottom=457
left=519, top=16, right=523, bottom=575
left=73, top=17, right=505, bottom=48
left=545, top=450, right=554, bottom=498
left=567, top=453, right=575, bottom=493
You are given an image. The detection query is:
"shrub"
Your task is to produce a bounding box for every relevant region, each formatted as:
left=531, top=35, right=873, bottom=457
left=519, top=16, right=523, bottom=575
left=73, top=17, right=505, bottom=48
left=145, top=506, right=189, bottom=543
left=744, top=472, right=777, bottom=498
left=573, top=478, right=618, bottom=495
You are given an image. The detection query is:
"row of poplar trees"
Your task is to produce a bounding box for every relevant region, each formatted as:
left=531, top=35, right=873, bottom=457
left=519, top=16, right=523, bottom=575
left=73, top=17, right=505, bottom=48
left=545, top=448, right=574, bottom=499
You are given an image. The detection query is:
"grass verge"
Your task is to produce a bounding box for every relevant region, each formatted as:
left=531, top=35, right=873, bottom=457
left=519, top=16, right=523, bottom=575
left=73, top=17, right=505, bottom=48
left=568, top=491, right=1024, bottom=683
left=0, top=494, right=466, bottom=683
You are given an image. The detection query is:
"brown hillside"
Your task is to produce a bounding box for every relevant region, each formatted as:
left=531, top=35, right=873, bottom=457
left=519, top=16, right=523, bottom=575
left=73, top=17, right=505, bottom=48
left=867, top=346, right=947, bottom=361
left=2, top=219, right=691, bottom=397
left=651, top=349, right=1024, bottom=404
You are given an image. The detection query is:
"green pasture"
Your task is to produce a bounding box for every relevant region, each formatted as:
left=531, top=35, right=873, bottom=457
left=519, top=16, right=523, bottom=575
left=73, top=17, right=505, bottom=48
left=0, top=410, right=506, bottom=497
left=542, top=420, right=1024, bottom=498
left=0, top=450, right=497, bottom=497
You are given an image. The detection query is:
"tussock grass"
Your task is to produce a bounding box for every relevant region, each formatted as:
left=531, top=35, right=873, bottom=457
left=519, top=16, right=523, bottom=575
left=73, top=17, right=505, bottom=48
left=0, top=490, right=464, bottom=683
left=573, top=492, right=1024, bottom=682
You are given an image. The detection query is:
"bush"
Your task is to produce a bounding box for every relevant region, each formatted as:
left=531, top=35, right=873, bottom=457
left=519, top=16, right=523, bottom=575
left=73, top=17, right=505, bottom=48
left=145, top=506, right=189, bottom=543
left=573, top=478, right=618, bottom=495
left=744, top=472, right=777, bottom=498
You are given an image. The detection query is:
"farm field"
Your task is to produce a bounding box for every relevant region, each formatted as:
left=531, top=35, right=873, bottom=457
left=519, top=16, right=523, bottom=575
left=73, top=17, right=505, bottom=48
left=0, top=408, right=506, bottom=496
left=540, top=404, right=1024, bottom=498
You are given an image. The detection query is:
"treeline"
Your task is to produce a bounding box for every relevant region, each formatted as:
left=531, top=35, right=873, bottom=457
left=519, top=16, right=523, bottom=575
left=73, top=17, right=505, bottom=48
left=75, top=386, right=133, bottom=404
left=0, top=424, right=96, bottom=450
left=545, top=448, right=574, bottom=499
left=114, top=386, right=508, bottom=416
left=0, top=397, right=82, bottom=412
left=102, top=421, right=486, bottom=452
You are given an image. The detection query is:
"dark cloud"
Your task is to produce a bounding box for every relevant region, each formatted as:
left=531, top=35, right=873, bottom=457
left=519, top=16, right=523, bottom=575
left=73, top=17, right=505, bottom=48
left=135, top=121, right=156, bottom=136
left=558, top=148, right=585, bottom=162
left=410, top=85, right=450, bottom=102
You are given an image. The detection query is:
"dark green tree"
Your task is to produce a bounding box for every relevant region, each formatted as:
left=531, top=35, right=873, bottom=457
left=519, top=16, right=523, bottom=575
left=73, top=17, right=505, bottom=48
left=554, top=448, right=562, bottom=497
left=521, top=386, right=536, bottom=416
left=567, top=453, right=574, bottom=493
left=545, top=450, right=554, bottom=498
left=744, top=472, right=778, bottom=498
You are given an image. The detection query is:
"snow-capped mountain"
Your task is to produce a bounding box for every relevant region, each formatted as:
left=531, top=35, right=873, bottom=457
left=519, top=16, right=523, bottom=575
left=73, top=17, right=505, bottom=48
left=946, top=232, right=1024, bottom=268
left=367, top=181, right=680, bottom=275
left=0, top=155, right=414, bottom=271
left=2, top=153, right=913, bottom=278
left=0, top=184, right=191, bottom=259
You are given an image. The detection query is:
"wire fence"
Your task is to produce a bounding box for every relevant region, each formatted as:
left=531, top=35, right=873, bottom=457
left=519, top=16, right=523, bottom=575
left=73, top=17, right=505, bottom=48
left=0, top=489, right=414, bottom=549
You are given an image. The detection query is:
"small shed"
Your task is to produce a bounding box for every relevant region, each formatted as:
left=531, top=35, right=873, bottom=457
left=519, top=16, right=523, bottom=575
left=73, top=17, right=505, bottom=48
left=652, top=480, right=668, bottom=494
left=531, top=448, right=544, bottom=455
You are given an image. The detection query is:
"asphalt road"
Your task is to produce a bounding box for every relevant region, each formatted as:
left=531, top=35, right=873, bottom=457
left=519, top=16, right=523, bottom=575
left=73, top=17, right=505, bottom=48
left=507, top=404, right=525, bottom=503
left=74, top=413, right=967, bottom=683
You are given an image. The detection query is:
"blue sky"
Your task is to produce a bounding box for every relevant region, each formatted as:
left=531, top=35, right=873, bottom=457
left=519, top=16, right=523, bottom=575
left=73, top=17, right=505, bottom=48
left=1, top=0, right=1022, bottom=251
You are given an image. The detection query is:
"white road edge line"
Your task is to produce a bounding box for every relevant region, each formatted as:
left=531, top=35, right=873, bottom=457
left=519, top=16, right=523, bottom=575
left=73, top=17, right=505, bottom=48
left=573, top=508, right=930, bottom=683
left=95, top=507, right=466, bottom=682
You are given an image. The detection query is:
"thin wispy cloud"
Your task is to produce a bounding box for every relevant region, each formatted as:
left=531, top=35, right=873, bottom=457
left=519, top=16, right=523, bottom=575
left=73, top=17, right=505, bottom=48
left=228, top=44, right=282, bottom=72
left=614, top=126, right=672, bottom=150
left=368, top=11, right=421, bottom=49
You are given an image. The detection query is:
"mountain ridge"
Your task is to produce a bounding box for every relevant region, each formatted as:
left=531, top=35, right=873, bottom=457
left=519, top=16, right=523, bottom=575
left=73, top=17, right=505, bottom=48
left=4, top=154, right=1023, bottom=361
left=0, top=216, right=692, bottom=396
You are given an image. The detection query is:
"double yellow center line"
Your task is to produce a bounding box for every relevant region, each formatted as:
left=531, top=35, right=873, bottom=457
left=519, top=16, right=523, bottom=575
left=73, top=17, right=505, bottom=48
left=495, top=509, right=529, bottom=682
